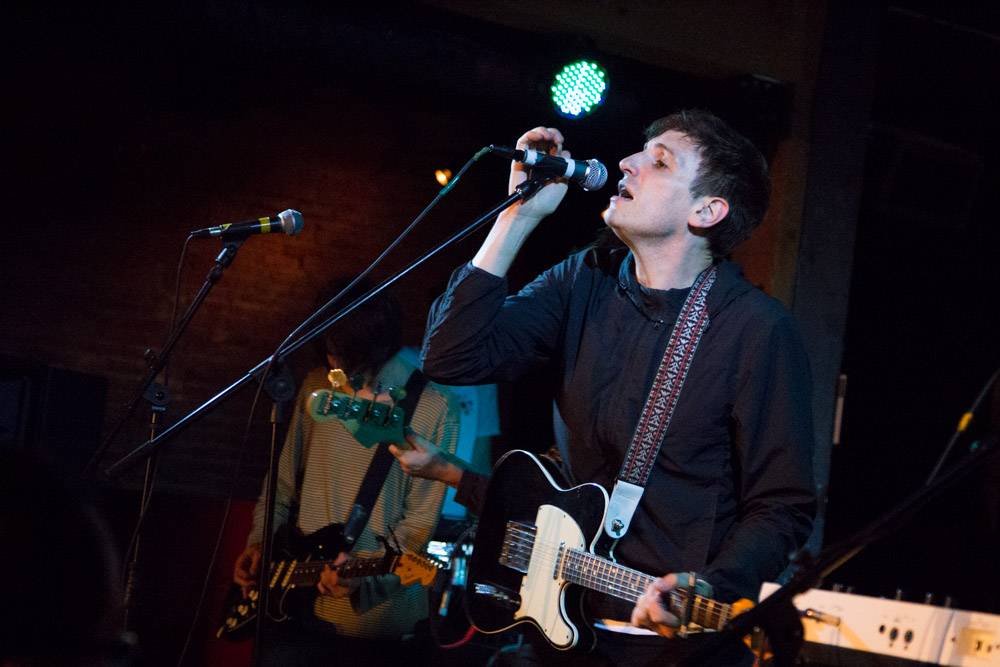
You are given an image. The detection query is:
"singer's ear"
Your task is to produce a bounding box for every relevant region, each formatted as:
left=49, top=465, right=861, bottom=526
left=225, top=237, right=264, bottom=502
left=688, top=197, right=729, bottom=229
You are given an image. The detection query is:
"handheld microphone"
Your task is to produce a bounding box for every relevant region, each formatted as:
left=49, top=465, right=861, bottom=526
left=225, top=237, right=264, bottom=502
left=189, top=209, right=304, bottom=240
left=488, top=145, right=608, bottom=191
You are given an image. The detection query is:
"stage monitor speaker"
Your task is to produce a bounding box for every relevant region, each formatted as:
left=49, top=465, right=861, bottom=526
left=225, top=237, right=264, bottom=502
left=0, top=355, right=107, bottom=475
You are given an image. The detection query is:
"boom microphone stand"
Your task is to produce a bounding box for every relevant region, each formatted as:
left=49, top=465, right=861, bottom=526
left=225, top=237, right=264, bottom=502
left=103, top=177, right=548, bottom=480
left=85, top=240, right=245, bottom=476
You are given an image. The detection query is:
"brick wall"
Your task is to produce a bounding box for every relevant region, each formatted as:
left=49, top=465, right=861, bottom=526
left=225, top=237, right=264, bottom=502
left=5, top=90, right=511, bottom=496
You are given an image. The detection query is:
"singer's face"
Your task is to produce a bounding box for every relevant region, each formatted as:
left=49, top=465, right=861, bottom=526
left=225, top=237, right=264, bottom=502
left=605, top=130, right=702, bottom=241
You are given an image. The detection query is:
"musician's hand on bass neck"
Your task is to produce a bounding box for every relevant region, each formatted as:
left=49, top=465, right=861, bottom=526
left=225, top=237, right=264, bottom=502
left=389, top=432, right=464, bottom=489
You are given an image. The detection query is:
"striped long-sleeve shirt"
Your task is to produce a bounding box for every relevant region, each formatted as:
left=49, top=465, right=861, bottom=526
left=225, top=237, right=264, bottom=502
left=249, top=352, right=461, bottom=639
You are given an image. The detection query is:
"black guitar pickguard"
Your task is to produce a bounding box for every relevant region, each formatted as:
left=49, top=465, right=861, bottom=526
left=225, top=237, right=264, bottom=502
left=217, top=522, right=347, bottom=641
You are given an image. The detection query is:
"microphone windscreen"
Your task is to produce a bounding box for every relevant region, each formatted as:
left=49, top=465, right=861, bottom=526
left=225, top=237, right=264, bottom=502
left=278, top=209, right=305, bottom=235
left=582, top=160, right=608, bottom=191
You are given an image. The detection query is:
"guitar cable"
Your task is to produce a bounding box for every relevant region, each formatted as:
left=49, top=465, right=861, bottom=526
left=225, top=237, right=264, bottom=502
left=438, top=625, right=477, bottom=649
left=426, top=519, right=479, bottom=650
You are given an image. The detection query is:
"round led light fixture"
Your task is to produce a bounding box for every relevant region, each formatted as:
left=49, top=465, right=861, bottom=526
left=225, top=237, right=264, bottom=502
left=550, top=60, right=607, bottom=118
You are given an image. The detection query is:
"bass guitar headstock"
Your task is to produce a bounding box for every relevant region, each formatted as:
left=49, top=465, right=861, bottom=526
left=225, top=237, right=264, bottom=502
left=307, top=368, right=407, bottom=448
left=307, top=369, right=470, bottom=471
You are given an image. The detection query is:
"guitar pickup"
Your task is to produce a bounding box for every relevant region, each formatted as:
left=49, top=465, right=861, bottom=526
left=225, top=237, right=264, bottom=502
left=473, top=582, right=520, bottom=610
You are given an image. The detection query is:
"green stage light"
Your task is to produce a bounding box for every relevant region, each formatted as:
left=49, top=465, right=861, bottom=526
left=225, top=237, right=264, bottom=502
left=550, top=60, right=607, bottom=118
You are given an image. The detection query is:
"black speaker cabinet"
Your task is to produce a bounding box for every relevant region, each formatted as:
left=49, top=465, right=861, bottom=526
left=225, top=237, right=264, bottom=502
left=0, top=356, right=107, bottom=475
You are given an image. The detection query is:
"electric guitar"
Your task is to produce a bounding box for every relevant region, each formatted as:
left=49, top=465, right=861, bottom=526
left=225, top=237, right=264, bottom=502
left=216, top=522, right=441, bottom=641
left=466, top=449, right=754, bottom=651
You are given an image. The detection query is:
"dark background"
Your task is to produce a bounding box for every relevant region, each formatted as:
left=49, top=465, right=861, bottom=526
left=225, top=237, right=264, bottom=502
left=3, top=1, right=999, bottom=664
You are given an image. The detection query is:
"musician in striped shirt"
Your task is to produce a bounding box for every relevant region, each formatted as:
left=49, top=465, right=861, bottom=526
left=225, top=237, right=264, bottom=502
left=233, top=281, right=462, bottom=665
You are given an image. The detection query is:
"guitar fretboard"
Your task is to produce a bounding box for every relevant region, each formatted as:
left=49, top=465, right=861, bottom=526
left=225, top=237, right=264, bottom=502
left=273, top=556, right=388, bottom=587
left=501, top=520, right=732, bottom=631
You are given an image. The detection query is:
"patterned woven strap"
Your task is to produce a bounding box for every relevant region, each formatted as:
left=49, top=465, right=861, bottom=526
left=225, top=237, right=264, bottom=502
left=604, top=265, right=717, bottom=539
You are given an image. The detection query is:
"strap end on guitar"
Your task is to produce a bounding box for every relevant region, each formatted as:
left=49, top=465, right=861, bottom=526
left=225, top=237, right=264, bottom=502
left=604, top=479, right=643, bottom=539
left=342, top=503, right=370, bottom=547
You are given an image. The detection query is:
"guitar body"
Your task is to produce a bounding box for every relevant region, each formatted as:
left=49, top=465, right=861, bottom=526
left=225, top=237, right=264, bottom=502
left=268, top=522, right=347, bottom=621
left=217, top=522, right=347, bottom=641
left=466, top=449, right=610, bottom=651
left=218, top=522, right=442, bottom=641
left=467, top=451, right=757, bottom=655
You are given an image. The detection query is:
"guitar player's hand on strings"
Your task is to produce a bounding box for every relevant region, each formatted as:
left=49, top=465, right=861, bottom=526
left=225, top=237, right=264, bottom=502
left=317, top=552, right=356, bottom=598
left=632, top=571, right=714, bottom=640
left=632, top=573, right=685, bottom=638
left=233, top=542, right=262, bottom=596
left=389, top=432, right=463, bottom=489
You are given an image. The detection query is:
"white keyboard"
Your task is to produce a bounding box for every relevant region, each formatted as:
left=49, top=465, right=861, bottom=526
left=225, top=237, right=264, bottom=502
left=759, top=582, right=1000, bottom=665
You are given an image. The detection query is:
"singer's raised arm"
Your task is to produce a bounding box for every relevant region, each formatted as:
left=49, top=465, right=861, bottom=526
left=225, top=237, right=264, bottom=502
left=471, top=126, right=571, bottom=278
left=420, top=249, right=590, bottom=386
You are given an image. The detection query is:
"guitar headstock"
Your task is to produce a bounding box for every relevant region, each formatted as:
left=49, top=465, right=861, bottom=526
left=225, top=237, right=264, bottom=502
left=307, top=368, right=407, bottom=448
left=392, top=552, right=443, bottom=587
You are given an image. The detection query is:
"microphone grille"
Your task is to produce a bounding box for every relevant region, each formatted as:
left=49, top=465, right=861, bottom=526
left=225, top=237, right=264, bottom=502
left=582, top=160, right=608, bottom=191
left=278, top=209, right=305, bottom=236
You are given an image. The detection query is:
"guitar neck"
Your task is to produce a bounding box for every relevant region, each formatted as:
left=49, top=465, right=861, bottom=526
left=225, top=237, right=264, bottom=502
left=281, top=555, right=391, bottom=587
left=503, top=521, right=732, bottom=631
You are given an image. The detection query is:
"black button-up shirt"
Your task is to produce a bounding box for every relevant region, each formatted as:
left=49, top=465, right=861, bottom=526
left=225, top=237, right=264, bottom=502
left=423, top=247, right=816, bottom=604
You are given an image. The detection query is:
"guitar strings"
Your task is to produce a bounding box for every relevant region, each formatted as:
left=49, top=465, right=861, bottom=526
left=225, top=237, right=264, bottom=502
left=502, top=533, right=654, bottom=603
left=500, top=548, right=730, bottom=627
left=499, top=525, right=731, bottom=626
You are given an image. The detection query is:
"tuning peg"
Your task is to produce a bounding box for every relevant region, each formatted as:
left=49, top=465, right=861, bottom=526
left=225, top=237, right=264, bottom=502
left=388, top=386, right=407, bottom=402
left=328, top=368, right=348, bottom=391
left=349, top=373, right=366, bottom=392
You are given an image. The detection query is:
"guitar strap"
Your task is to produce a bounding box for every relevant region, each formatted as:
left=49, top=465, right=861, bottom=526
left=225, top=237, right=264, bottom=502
left=603, top=264, right=718, bottom=541
left=341, top=367, right=429, bottom=547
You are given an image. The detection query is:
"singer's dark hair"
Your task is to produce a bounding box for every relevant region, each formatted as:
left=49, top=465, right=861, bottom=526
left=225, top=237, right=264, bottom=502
left=645, top=109, right=770, bottom=259
left=316, top=275, right=402, bottom=382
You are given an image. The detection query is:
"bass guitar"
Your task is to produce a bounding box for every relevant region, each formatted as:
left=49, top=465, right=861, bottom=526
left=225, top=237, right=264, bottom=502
left=307, top=369, right=468, bottom=469
left=217, top=522, right=441, bottom=641
left=466, top=449, right=754, bottom=651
